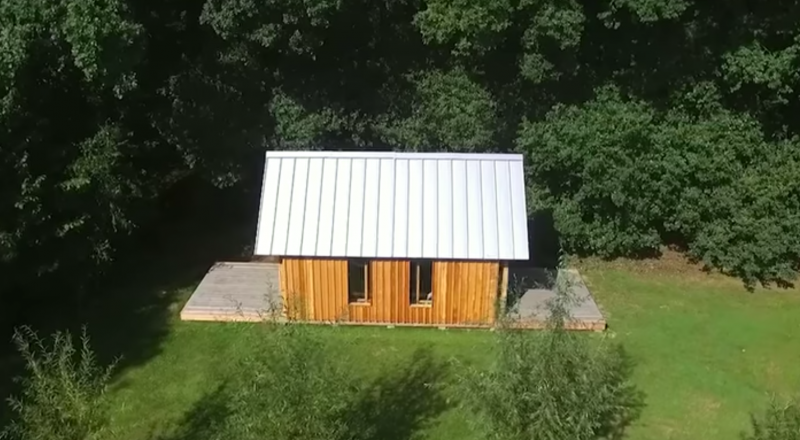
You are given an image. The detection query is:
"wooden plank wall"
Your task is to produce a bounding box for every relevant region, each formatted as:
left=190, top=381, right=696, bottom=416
left=433, top=261, right=499, bottom=326
left=280, top=258, right=499, bottom=326
left=280, top=258, right=349, bottom=321
left=347, top=260, right=433, bottom=324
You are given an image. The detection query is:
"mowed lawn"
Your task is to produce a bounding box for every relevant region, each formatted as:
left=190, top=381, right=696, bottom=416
left=581, top=263, right=800, bottom=440
left=6, top=257, right=800, bottom=440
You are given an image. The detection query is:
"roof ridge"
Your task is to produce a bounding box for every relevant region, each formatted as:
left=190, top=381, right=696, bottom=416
left=265, top=151, right=524, bottom=161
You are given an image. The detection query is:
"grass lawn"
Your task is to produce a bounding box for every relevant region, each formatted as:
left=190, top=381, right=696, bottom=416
left=581, top=260, right=800, bottom=440
left=3, top=230, right=800, bottom=440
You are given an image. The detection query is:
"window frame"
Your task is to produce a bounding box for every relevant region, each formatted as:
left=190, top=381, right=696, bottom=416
left=347, top=259, right=370, bottom=305
left=410, top=260, right=433, bottom=307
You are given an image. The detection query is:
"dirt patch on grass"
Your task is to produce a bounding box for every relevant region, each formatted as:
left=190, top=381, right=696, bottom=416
left=573, top=249, right=769, bottom=293
left=579, top=253, right=800, bottom=294
left=695, top=395, right=723, bottom=415
left=762, top=360, right=787, bottom=392
left=575, top=249, right=709, bottom=277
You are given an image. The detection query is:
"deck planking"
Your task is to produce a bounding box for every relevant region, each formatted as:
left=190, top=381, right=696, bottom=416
left=180, top=262, right=282, bottom=322
left=508, top=268, right=606, bottom=331
left=180, top=263, right=606, bottom=330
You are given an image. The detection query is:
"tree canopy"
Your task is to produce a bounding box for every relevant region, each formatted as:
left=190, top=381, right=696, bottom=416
left=2, top=0, right=799, bottom=320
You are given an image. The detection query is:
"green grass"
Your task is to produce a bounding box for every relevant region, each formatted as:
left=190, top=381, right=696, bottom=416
left=106, top=321, right=496, bottom=440
left=4, top=248, right=800, bottom=440
left=582, top=265, right=800, bottom=440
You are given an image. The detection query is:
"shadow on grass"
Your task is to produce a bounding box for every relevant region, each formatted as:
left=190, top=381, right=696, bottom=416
left=151, top=382, right=231, bottom=440
left=80, top=217, right=254, bottom=371
left=160, top=347, right=449, bottom=440
left=597, top=345, right=647, bottom=440
left=347, top=347, right=449, bottom=440
left=0, top=185, right=258, bottom=426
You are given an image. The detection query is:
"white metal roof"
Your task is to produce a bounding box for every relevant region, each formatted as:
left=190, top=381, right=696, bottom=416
left=254, top=151, right=530, bottom=260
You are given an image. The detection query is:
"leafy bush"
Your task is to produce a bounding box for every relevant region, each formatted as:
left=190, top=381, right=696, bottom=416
left=518, top=86, right=800, bottom=287
left=212, top=322, right=358, bottom=440
left=519, top=87, right=663, bottom=257
left=458, top=272, right=643, bottom=440
left=1, top=327, right=115, bottom=440
left=744, top=396, right=800, bottom=440
left=379, top=68, right=498, bottom=152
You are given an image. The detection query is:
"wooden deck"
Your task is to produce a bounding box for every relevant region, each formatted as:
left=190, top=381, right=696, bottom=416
left=180, top=262, right=606, bottom=330
left=507, top=268, right=606, bottom=331
left=180, top=262, right=282, bottom=322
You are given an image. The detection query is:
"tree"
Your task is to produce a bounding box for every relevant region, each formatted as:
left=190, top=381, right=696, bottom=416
left=518, top=86, right=800, bottom=286
left=0, top=0, right=146, bottom=329
left=5, top=0, right=800, bottom=329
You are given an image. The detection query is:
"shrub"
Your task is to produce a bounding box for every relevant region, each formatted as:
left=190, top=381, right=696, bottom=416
left=744, top=396, right=800, bottom=440
left=214, top=322, right=358, bottom=440
left=1, top=327, right=115, bottom=440
left=458, top=271, right=643, bottom=440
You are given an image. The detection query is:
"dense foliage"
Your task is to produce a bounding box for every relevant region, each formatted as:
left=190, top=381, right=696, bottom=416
left=0, top=327, right=114, bottom=440
left=520, top=90, right=800, bottom=285
left=744, top=396, right=800, bottom=440
left=459, top=274, right=642, bottom=440
left=2, top=0, right=800, bottom=325
left=210, top=323, right=357, bottom=440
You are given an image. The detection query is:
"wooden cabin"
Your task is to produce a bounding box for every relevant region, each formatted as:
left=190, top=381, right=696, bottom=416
left=254, top=151, right=530, bottom=327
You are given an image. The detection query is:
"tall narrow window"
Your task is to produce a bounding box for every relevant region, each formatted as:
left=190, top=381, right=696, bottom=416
left=348, top=259, right=369, bottom=304
left=410, top=260, right=433, bottom=305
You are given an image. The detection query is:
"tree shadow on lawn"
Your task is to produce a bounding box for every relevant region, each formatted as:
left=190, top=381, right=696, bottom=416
left=81, top=216, right=254, bottom=371
left=160, top=347, right=449, bottom=440
left=0, top=196, right=257, bottom=426
left=347, top=347, right=449, bottom=440
left=150, top=381, right=232, bottom=440
left=597, top=345, right=647, bottom=440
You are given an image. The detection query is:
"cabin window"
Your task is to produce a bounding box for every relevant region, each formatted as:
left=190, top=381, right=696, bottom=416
left=348, top=259, right=370, bottom=304
left=410, top=260, right=433, bottom=305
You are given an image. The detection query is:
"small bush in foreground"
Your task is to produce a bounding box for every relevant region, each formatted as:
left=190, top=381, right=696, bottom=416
left=1, top=326, right=115, bottom=440
left=459, top=272, right=643, bottom=440
left=215, top=322, right=358, bottom=440
left=744, top=396, right=800, bottom=440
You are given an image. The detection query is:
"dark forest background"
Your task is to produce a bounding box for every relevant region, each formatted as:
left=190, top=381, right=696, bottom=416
left=2, top=0, right=799, bottom=333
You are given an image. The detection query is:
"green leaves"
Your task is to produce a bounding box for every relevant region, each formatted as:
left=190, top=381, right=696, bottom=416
left=519, top=86, right=800, bottom=287
left=519, top=0, right=584, bottom=82
left=0, top=0, right=141, bottom=98
left=0, top=0, right=147, bottom=304
left=200, top=0, right=343, bottom=53
left=380, top=68, right=498, bottom=151
left=5, top=0, right=800, bottom=313
left=1, top=327, right=115, bottom=440
left=519, top=87, right=662, bottom=256
left=218, top=324, right=357, bottom=440
left=604, top=0, right=689, bottom=22
left=60, top=0, right=141, bottom=95
left=269, top=91, right=344, bottom=150
left=414, top=0, right=513, bottom=55
left=744, top=396, right=800, bottom=440
left=459, top=275, right=642, bottom=440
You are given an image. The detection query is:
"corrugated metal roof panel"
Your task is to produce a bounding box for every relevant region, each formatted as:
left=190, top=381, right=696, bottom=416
left=254, top=151, right=530, bottom=260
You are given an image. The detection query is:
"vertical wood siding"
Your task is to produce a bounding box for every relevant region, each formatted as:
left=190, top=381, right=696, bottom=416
left=432, top=261, right=499, bottom=325
left=280, top=258, right=499, bottom=326
left=281, top=258, right=348, bottom=321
